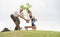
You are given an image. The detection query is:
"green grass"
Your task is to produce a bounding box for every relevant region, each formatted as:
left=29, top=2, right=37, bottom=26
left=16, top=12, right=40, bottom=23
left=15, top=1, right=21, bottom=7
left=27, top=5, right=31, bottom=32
left=0, top=30, right=60, bottom=37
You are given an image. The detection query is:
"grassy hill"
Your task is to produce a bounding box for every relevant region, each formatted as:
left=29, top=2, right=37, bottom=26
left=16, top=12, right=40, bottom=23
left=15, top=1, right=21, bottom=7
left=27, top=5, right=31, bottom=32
left=0, top=30, right=60, bottom=37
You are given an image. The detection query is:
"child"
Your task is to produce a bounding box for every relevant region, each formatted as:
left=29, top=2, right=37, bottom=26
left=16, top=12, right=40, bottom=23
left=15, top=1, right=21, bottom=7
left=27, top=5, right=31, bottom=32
left=25, top=10, right=37, bottom=30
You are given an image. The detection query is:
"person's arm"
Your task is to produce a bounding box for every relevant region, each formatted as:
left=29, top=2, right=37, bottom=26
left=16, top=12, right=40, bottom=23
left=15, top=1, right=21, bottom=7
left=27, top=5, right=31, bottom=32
left=18, top=14, right=30, bottom=23
left=19, top=9, right=30, bottom=23
left=19, top=9, right=26, bottom=20
left=18, top=14, right=26, bottom=20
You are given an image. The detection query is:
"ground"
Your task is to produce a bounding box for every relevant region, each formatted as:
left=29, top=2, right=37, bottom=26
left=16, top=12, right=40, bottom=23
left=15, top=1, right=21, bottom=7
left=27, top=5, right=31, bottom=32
left=0, top=30, right=60, bottom=37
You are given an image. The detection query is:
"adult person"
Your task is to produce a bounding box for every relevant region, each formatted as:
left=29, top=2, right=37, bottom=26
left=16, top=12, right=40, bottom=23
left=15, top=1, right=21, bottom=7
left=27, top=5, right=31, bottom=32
left=10, top=9, right=29, bottom=30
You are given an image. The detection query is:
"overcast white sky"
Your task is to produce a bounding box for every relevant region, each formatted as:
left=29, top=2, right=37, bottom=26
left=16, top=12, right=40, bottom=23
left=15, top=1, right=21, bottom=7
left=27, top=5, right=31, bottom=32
left=0, top=0, right=60, bottom=32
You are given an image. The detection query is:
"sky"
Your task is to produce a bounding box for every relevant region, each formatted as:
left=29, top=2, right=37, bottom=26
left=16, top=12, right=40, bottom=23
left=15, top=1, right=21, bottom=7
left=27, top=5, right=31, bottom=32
left=0, top=0, right=60, bottom=32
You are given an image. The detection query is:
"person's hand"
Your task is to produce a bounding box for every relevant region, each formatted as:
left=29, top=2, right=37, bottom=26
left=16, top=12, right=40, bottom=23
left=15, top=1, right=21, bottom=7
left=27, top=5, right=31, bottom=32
left=25, top=19, right=30, bottom=23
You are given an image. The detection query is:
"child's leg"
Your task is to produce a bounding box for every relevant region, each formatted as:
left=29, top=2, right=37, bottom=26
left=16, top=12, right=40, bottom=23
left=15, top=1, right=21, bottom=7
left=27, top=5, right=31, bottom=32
left=31, top=19, right=36, bottom=30
left=32, top=23, right=36, bottom=30
left=32, top=25, right=36, bottom=30
left=25, top=26, right=32, bottom=30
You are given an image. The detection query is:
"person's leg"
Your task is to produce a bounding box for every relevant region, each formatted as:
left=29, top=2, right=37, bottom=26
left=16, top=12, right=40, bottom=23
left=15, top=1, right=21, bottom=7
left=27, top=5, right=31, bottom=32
left=1, top=28, right=10, bottom=32
left=14, top=18, right=20, bottom=26
left=32, top=24, right=36, bottom=30
left=15, top=25, right=22, bottom=30
left=31, top=19, right=36, bottom=30
left=25, top=26, right=32, bottom=30
left=10, top=14, right=21, bottom=30
left=32, top=25, right=36, bottom=30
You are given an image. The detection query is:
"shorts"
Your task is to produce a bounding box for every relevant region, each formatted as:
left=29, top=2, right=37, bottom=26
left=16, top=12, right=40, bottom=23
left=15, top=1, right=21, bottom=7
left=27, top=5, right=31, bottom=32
left=31, top=19, right=35, bottom=26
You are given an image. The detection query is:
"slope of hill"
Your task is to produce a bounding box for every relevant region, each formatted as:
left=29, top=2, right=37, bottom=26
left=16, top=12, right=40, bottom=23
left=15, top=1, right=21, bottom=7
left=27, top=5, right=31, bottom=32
left=0, top=30, right=60, bottom=37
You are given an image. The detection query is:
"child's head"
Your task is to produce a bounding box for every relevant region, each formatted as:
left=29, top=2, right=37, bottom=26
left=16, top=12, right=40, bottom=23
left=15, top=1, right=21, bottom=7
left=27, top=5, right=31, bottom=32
left=27, top=10, right=32, bottom=15
left=27, top=10, right=31, bottom=13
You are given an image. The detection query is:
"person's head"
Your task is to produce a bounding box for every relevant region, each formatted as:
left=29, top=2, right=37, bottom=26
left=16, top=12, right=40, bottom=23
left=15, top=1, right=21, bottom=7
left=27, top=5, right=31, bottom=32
left=20, top=9, right=23, bottom=13
left=27, top=10, right=32, bottom=15
left=19, top=5, right=25, bottom=13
